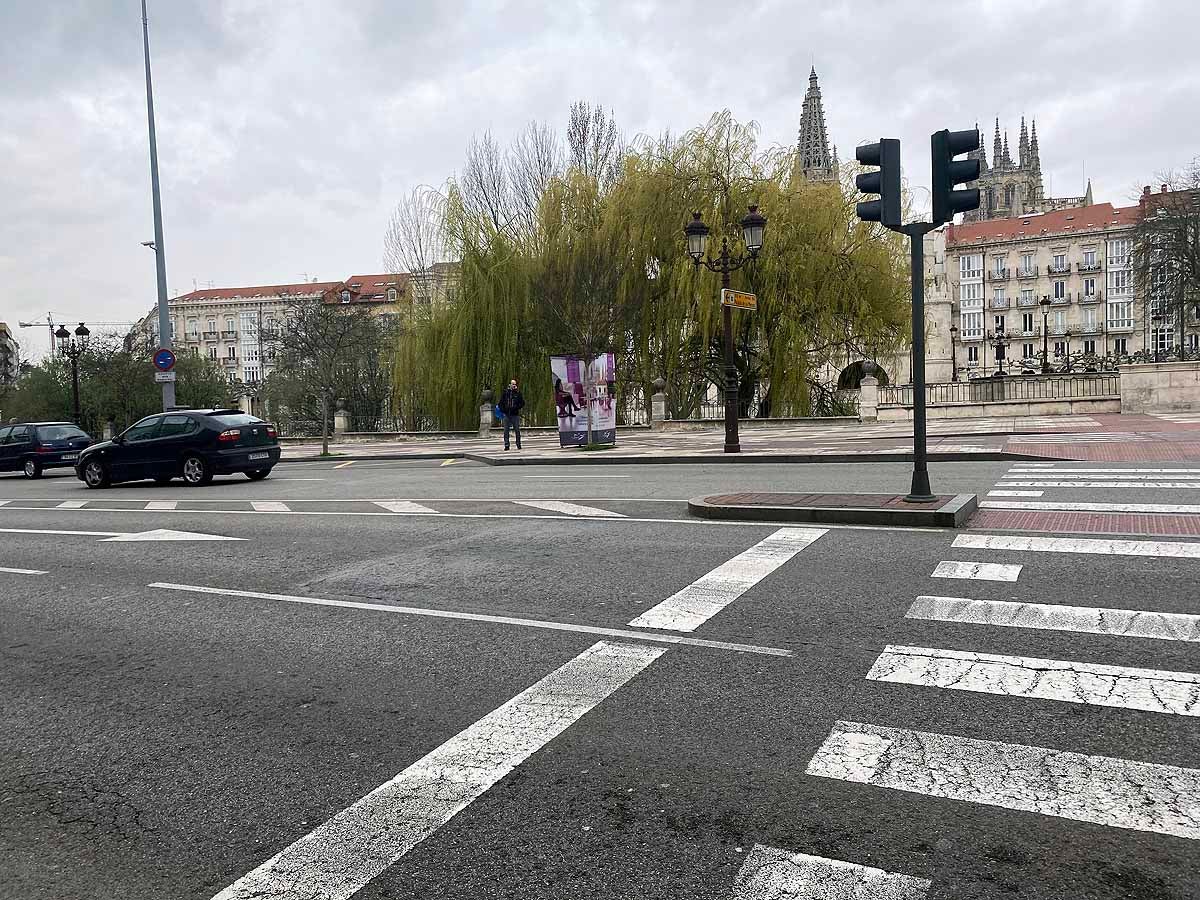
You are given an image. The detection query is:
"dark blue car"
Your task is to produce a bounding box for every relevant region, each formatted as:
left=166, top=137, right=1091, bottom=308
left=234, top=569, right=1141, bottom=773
left=0, top=422, right=94, bottom=478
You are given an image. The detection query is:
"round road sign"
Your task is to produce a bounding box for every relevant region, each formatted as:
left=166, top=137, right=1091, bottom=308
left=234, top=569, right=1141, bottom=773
left=153, top=348, right=177, bottom=372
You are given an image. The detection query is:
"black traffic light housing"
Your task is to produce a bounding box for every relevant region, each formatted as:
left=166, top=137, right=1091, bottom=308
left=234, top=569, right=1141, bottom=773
left=854, top=139, right=901, bottom=230
left=931, top=128, right=981, bottom=225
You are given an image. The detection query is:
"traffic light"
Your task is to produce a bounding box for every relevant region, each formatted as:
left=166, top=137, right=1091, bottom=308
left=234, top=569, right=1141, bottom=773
left=931, top=128, right=981, bottom=225
left=854, top=139, right=901, bottom=229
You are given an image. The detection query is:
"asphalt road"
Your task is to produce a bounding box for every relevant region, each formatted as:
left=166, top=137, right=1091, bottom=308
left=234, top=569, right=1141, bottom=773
left=1, top=459, right=1198, bottom=899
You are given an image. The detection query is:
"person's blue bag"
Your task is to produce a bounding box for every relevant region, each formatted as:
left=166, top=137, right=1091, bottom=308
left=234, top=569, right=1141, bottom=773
left=494, top=404, right=504, bottom=422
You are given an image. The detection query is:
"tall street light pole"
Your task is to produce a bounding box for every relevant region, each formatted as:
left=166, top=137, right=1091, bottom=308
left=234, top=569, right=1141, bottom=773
left=55, top=323, right=90, bottom=425
left=684, top=206, right=767, bottom=454
left=142, top=0, right=175, bottom=411
left=949, top=325, right=959, bottom=382
left=1039, top=295, right=1052, bottom=374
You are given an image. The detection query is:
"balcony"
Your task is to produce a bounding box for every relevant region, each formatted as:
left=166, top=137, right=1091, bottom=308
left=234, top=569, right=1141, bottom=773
left=182, top=333, right=201, bottom=344
left=1016, top=295, right=1039, bottom=308
left=986, top=269, right=1010, bottom=282
left=222, top=356, right=238, bottom=366
left=1050, top=293, right=1072, bottom=306
left=1016, top=266, right=1039, bottom=279
left=1077, top=261, right=1102, bottom=273
left=1078, top=291, right=1103, bottom=304
left=1075, top=324, right=1102, bottom=335
left=1014, top=327, right=1042, bottom=337
left=203, top=330, right=218, bottom=340
left=990, top=297, right=1010, bottom=310
left=1047, top=262, right=1071, bottom=276
left=221, top=329, right=238, bottom=339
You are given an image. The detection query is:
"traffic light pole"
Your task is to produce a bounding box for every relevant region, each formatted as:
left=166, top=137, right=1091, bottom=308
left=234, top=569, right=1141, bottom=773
left=903, top=222, right=937, bottom=502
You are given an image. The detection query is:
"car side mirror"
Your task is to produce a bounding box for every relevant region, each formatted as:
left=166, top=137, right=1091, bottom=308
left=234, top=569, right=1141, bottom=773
left=112, top=435, right=124, bottom=445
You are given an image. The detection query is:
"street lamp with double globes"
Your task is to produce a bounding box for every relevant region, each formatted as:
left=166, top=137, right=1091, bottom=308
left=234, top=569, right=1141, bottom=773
left=1039, top=295, right=1052, bottom=374
left=684, top=205, right=767, bottom=454
left=55, top=323, right=90, bottom=425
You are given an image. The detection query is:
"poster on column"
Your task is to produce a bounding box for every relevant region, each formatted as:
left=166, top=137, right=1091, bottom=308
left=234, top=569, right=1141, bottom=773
left=550, top=353, right=617, bottom=447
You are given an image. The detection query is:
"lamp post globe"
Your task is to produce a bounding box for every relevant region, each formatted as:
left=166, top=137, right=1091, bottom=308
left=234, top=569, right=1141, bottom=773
left=74, top=322, right=90, bottom=348
left=740, top=205, right=766, bottom=256
left=684, top=212, right=710, bottom=264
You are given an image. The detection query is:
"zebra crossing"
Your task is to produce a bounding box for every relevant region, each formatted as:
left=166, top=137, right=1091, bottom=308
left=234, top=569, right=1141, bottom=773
left=803, top=531, right=1200, bottom=847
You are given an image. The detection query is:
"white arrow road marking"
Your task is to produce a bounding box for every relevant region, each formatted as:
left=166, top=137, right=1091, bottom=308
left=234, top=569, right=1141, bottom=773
left=629, top=527, right=826, bottom=632
left=513, top=499, right=626, bottom=518
left=372, top=500, right=439, bottom=514
left=102, top=529, right=244, bottom=542
left=867, top=645, right=1200, bottom=716
left=732, top=844, right=931, bottom=899
left=907, top=595, right=1200, bottom=643
left=0, top=566, right=48, bottom=575
left=806, top=721, right=1200, bottom=839
left=931, top=561, right=1022, bottom=582
left=250, top=501, right=290, bottom=512
left=148, top=583, right=791, bottom=657
left=953, top=533, right=1200, bottom=558
left=209, top=642, right=664, bottom=900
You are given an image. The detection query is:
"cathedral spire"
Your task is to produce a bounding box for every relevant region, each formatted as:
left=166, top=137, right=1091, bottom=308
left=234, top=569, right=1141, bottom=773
left=1029, top=119, right=1041, bottom=172
left=796, top=66, right=834, bottom=181
left=968, top=122, right=987, bottom=173
left=992, top=119, right=1002, bottom=168
left=1019, top=116, right=1029, bottom=168
left=1002, top=131, right=1012, bottom=166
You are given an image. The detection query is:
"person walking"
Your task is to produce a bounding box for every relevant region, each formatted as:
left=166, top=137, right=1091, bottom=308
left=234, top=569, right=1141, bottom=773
left=499, top=378, right=525, bottom=451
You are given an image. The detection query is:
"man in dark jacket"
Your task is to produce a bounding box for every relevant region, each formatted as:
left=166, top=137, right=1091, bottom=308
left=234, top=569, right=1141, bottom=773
left=499, top=378, right=525, bottom=450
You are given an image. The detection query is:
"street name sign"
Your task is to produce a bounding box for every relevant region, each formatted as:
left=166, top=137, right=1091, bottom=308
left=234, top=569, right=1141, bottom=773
left=721, top=289, right=757, bottom=311
left=153, top=347, right=176, bottom=371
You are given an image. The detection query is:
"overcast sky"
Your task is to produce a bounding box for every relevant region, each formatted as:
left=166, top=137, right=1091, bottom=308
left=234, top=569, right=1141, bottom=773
left=4, top=0, right=1198, bottom=359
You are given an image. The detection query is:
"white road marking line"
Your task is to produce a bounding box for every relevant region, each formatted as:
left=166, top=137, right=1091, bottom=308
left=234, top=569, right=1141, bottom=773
left=513, top=499, right=626, bottom=518
left=333, top=460, right=356, bottom=469
left=0, top=500, right=8, bottom=507
left=0, top=526, right=120, bottom=538
left=372, top=500, right=439, bottom=514
left=931, top=561, right=1021, bottom=582
left=987, top=489, right=1043, bottom=497
left=907, top=595, right=1200, bottom=643
left=0, top=566, right=48, bottom=575
left=439, top=458, right=462, bottom=466
left=1005, top=473, right=1200, bottom=481
left=954, top=533, right=1200, bottom=558
left=867, top=645, right=1200, bottom=717
left=521, top=474, right=631, bottom=478
left=982, top=499, right=1200, bottom=514
left=145, top=500, right=178, bottom=511
left=1000, top=481, right=1200, bottom=489
left=250, top=501, right=290, bottom=512
left=629, top=527, right=826, bottom=632
left=55, top=499, right=87, bottom=509
left=209, top=641, right=664, bottom=900
left=805, top=721, right=1200, bottom=839
left=102, top=529, right=243, bottom=542
left=1007, top=467, right=1200, bottom=474
left=732, top=844, right=930, bottom=899
left=0, top=496, right=689, bottom=504
left=147, top=583, right=792, bottom=656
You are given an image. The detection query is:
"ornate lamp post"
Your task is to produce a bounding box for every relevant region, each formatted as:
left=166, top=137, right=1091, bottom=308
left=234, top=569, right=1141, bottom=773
left=55, top=323, right=90, bottom=425
left=1065, top=329, right=1073, bottom=372
left=685, top=205, right=767, bottom=454
left=949, top=325, right=959, bottom=382
left=1039, top=295, right=1052, bottom=374
left=986, top=328, right=1008, bottom=377
left=1152, top=313, right=1164, bottom=363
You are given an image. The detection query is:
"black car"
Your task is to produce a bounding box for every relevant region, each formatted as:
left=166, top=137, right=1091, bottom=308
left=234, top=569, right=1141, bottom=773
left=0, top=422, right=94, bottom=478
left=75, top=409, right=281, bottom=488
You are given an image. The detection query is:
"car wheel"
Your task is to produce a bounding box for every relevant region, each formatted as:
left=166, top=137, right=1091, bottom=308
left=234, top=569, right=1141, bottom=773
left=245, top=468, right=272, bottom=481
left=23, top=458, right=42, bottom=479
left=82, top=459, right=110, bottom=489
left=181, top=454, right=213, bottom=486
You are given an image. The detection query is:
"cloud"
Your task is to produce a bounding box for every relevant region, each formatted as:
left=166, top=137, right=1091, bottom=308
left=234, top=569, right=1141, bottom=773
left=2, top=0, right=1198, bottom=358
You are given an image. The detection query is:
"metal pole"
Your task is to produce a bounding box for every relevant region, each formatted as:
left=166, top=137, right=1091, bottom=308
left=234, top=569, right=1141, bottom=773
left=1041, top=306, right=1050, bottom=373
left=905, top=224, right=934, bottom=501
left=71, top=352, right=81, bottom=425
left=142, top=0, right=175, bottom=411
left=721, top=267, right=740, bottom=453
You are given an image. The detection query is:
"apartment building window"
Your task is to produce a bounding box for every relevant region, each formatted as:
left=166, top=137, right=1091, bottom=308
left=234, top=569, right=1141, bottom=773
left=1023, top=343, right=1035, bottom=359
left=967, top=346, right=979, bottom=363
left=1054, top=341, right=1066, bottom=357
left=961, top=311, right=984, bottom=339
left=1084, top=340, right=1096, bottom=355
left=170, top=321, right=176, bottom=339
left=207, top=319, right=216, bottom=333
left=1108, top=299, right=1134, bottom=329
left=1083, top=249, right=1097, bottom=268
left=225, top=317, right=235, bottom=333
left=208, top=346, right=218, bottom=359
left=1022, top=313, right=1034, bottom=332
left=960, top=282, right=983, bottom=305
left=1054, top=310, right=1067, bottom=333
left=960, top=254, right=982, bottom=279
left=1114, top=338, right=1128, bottom=356
left=993, top=256, right=1006, bottom=274
left=1083, top=308, right=1098, bottom=331
left=1154, top=329, right=1176, bottom=354
left=387, top=288, right=398, bottom=302
left=1083, top=278, right=1096, bottom=297
left=993, top=287, right=1006, bottom=304
left=1107, top=238, right=1131, bottom=268
left=1053, top=281, right=1066, bottom=299
left=190, top=346, right=199, bottom=357
left=994, top=315, right=1005, bottom=333
left=1189, top=334, right=1200, bottom=352
left=226, top=346, right=237, bottom=359
left=1109, top=269, right=1130, bottom=294
left=1021, top=288, right=1033, bottom=305
left=1052, top=253, right=1066, bottom=270
left=1020, top=252, right=1034, bottom=273
left=186, top=318, right=199, bottom=337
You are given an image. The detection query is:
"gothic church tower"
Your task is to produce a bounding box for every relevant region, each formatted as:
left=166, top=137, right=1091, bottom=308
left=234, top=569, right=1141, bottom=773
left=796, top=67, right=836, bottom=182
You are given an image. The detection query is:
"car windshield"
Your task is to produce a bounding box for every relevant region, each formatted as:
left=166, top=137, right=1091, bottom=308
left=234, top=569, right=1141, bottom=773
left=208, top=413, right=264, bottom=427
left=37, top=425, right=89, bottom=441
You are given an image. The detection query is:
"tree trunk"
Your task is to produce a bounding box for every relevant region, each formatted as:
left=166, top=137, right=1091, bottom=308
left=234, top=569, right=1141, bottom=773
left=321, top=393, right=330, bottom=455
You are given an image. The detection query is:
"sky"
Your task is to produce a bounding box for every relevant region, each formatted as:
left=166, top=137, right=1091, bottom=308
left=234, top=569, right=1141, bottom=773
left=3, top=0, right=1198, bottom=360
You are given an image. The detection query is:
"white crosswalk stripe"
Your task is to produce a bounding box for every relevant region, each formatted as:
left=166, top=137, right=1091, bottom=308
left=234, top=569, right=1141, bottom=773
left=250, top=501, right=290, bottom=512
left=907, top=595, right=1200, bottom=643
left=954, top=533, right=1200, bottom=558
left=372, top=500, right=439, bottom=514
left=1000, top=481, right=1200, bottom=489
left=1007, top=467, right=1200, bottom=474
left=145, top=500, right=178, bottom=511
left=55, top=500, right=87, bottom=509
left=867, top=645, right=1200, bottom=717
left=513, top=500, right=626, bottom=518
left=732, top=845, right=931, bottom=899
left=982, top=499, right=1200, bottom=514
left=988, top=489, right=1044, bottom=496
left=806, top=721, right=1200, bottom=839
left=931, top=561, right=1021, bottom=582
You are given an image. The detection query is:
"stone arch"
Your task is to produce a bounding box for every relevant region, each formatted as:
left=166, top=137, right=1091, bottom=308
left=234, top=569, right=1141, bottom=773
left=837, top=360, right=890, bottom=391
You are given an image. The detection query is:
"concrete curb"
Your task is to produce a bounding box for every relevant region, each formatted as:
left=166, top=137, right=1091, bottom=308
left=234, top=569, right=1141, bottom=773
left=688, top=492, right=979, bottom=528
left=276, top=450, right=1056, bottom=466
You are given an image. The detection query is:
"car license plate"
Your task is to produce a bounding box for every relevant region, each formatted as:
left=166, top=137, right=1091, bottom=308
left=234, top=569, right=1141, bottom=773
left=61, top=454, right=78, bottom=461
left=248, top=452, right=269, bottom=460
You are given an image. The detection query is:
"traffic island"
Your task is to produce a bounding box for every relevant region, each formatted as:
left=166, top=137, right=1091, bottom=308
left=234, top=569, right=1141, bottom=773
left=688, top=491, right=978, bottom=528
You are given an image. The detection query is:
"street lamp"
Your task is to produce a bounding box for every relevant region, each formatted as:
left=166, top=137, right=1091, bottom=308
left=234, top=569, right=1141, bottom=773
left=949, top=325, right=959, bottom=382
left=1039, top=295, right=1052, bottom=374
left=989, top=329, right=1008, bottom=376
left=1064, top=329, right=1073, bottom=372
left=55, top=323, right=90, bottom=425
left=684, top=205, right=767, bottom=454
left=1152, top=313, right=1163, bottom=363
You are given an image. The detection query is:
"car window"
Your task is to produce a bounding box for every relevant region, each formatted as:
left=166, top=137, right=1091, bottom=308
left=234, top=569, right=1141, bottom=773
left=157, top=415, right=196, bottom=438
left=0, top=427, right=10, bottom=444
left=34, top=425, right=89, bottom=441
left=122, top=418, right=163, bottom=444
left=207, top=413, right=263, bottom=427
left=8, top=426, right=30, bottom=443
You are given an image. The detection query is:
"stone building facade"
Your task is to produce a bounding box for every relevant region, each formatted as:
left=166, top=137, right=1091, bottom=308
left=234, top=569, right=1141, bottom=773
left=0, top=322, right=19, bottom=386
